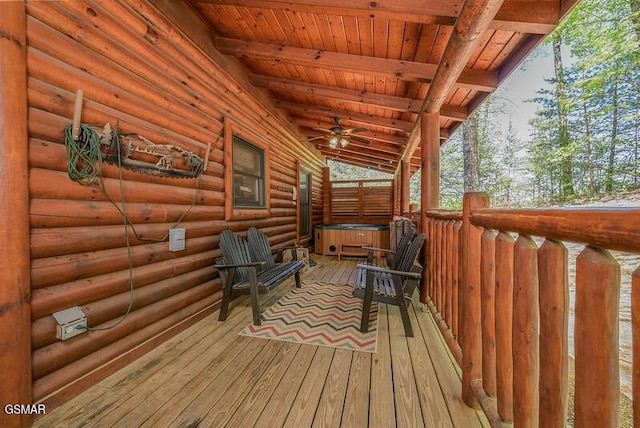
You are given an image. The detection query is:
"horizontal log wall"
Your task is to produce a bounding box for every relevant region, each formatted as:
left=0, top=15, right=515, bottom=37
left=26, top=0, right=325, bottom=407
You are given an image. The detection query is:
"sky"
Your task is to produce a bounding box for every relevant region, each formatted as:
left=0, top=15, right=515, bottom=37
left=491, top=42, right=574, bottom=140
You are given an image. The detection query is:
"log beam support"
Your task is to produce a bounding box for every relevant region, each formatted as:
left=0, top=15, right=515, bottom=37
left=0, top=2, right=32, bottom=427
left=420, top=112, right=440, bottom=212
left=420, top=112, right=440, bottom=303
left=322, top=167, right=331, bottom=224
left=400, top=160, right=410, bottom=215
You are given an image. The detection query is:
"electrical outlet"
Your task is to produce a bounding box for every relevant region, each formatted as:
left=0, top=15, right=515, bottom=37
left=169, top=228, right=186, bottom=251
left=57, top=318, right=88, bottom=340
left=52, top=306, right=88, bottom=340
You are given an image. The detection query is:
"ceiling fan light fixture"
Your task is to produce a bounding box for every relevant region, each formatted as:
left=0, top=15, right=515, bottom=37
left=329, top=136, right=338, bottom=149
left=340, top=138, right=348, bottom=148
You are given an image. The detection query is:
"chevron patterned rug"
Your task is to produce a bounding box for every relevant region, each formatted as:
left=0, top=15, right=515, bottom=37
left=239, top=280, right=379, bottom=353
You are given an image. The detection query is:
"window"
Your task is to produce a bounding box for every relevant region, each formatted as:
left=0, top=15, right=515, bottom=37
left=223, top=119, right=270, bottom=221
left=233, top=136, right=265, bottom=208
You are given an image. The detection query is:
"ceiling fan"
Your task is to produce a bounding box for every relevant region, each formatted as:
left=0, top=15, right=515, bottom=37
left=307, top=117, right=367, bottom=149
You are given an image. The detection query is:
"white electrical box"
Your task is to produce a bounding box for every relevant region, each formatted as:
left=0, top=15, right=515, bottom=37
left=169, top=228, right=186, bottom=252
left=52, top=306, right=87, bottom=340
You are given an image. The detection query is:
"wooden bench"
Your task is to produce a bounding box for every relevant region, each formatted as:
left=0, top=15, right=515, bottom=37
left=353, top=233, right=425, bottom=337
left=215, top=229, right=305, bottom=326
left=337, top=242, right=371, bottom=260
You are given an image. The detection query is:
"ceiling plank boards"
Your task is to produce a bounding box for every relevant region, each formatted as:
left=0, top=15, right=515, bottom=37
left=188, top=0, right=567, bottom=172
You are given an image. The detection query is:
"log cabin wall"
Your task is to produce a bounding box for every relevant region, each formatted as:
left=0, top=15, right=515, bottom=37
left=25, top=0, right=325, bottom=407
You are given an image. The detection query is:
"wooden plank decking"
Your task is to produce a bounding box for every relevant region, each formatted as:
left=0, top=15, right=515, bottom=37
left=34, top=255, right=487, bottom=428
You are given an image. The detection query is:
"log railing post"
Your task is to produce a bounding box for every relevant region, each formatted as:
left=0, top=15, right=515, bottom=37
left=633, top=266, right=640, bottom=427
left=481, top=229, right=497, bottom=397
left=538, top=239, right=569, bottom=427
left=424, top=212, right=464, bottom=366
left=495, top=232, right=514, bottom=422
left=574, top=247, right=620, bottom=427
left=436, top=220, right=444, bottom=315
left=0, top=2, right=32, bottom=427
left=425, top=216, right=435, bottom=303
left=469, top=205, right=638, bottom=426
left=445, top=221, right=455, bottom=329
left=512, top=235, right=539, bottom=428
left=461, top=192, right=490, bottom=406
left=458, top=212, right=465, bottom=357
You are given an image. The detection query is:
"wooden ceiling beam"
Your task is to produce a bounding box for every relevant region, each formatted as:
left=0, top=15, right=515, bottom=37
left=490, top=1, right=558, bottom=33
left=321, top=150, right=397, bottom=173
left=318, top=143, right=399, bottom=163
left=325, top=158, right=396, bottom=174
left=191, top=0, right=559, bottom=34
left=320, top=139, right=396, bottom=162
left=561, top=0, right=583, bottom=18
left=423, top=0, right=506, bottom=114
left=216, top=37, right=498, bottom=92
left=292, top=117, right=407, bottom=145
left=253, top=74, right=422, bottom=111
left=301, top=119, right=448, bottom=143
left=276, top=101, right=414, bottom=133
left=304, top=130, right=403, bottom=155
left=252, top=75, right=468, bottom=121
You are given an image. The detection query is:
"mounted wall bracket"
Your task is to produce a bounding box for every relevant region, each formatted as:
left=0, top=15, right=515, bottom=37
left=52, top=306, right=87, bottom=340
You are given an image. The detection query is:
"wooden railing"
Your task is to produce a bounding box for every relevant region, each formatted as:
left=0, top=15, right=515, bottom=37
left=424, top=192, right=640, bottom=427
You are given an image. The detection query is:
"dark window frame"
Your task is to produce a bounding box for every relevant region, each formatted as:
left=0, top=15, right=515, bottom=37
left=232, top=136, right=266, bottom=208
left=223, top=118, right=271, bottom=221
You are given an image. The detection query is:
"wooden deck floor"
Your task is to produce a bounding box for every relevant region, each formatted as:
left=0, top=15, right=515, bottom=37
left=34, top=255, right=487, bottom=428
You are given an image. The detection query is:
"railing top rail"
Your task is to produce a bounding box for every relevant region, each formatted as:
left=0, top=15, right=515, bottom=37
left=426, top=209, right=463, bottom=221
left=330, top=179, right=393, bottom=184
left=471, top=206, right=640, bottom=253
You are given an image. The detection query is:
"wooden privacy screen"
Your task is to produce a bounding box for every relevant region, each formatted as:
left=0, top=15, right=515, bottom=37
left=329, top=179, right=393, bottom=223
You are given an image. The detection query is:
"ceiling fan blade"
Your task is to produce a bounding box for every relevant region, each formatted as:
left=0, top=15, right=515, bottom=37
left=306, top=136, right=325, bottom=142
left=344, top=127, right=368, bottom=135
left=312, top=127, right=332, bottom=133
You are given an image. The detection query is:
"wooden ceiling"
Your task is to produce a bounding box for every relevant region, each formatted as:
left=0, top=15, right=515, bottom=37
left=188, top=0, right=578, bottom=174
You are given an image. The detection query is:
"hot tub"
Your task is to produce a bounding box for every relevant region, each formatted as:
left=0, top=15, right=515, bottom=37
left=315, top=224, right=389, bottom=258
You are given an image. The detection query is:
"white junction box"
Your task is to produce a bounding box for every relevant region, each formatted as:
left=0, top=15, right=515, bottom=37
left=52, top=306, right=87, bottom=340
left=169, top=228, right=186, bottom=252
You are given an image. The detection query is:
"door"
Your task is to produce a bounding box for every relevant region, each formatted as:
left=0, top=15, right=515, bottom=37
left=299, top=170, right=311, bottom=239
